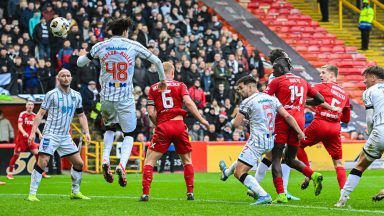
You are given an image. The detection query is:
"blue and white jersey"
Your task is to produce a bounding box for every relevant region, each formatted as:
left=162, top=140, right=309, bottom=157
left=239, top=92, right=282, bottom=149
left=89, top=36, right=154, bottom=102
left=41, top=88, right=82, bottom=135
left=363, top=83, right=384, bottom=127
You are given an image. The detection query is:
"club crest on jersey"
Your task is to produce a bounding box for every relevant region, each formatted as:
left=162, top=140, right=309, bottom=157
left=109, top=82, right=127, bottom=88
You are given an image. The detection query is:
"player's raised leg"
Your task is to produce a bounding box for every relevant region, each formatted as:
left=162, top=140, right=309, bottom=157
left=219, top=160, right=237, bottom=181
left=67, top=152, right=90, bottom=200
left=27, top=154, right=50, bottom=201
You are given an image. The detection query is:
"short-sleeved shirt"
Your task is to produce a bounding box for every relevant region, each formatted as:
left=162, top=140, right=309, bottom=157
left=264, top=73, right=318, bottom=116
left=363, top=83, right=384, bottom=127
left=239, top=92, right=282, bottom=136
left=147, top=80, right=189, bottom=125
left=41, top=88, right=83, bottom=135
left=17, top=111, right=36, bottom=136
left=313, top=82, right=350, bottom=122
left=89, top=36, right=154, bottom=101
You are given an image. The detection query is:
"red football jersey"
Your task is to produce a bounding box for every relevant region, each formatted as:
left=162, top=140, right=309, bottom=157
left=17, top=111, right=36, bottom=137
left=148, top=80, right=189, bottom=125
left=265, top=73, right=318, bottom=115
left=313, top=82, right=350, bottom=122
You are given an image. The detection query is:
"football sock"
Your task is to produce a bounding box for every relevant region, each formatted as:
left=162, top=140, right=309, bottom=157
left=341, top=168, right=362, bottom=197
left=142, top=165, right=153, bottom=195
left=255, top=158, right=271, bottom=183
left=336, top=166, right=347, bottom=189
left=184, top=164, right=194, bottom=193
left=240, top=173, right=268, bottom=197
left=301, top=166, right=314, bottom=178
left=273, top=177, right=285, bottom=194
left=119, top=136, right=134, bottom=169
left=102, top=130, right=115, bottom=164
left=71, top=167, right=83, bottom=194
left=296, top=147, right=310, bottom=167
left=281, top=162, right=291, bottom=193
left=224, top=161, right=237, bottom=177
left=8, top=154, right=19, bottom=172
left=29, top=164, right=44, bottom=195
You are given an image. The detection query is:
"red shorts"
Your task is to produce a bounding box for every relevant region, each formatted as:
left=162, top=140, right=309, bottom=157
left=149, top=120, right=192, bottom=154
left=301, top=119, right=342, bottom=160
left=275, top=113, right=305, bottom=147
left=15, top=138, right=38, bottom=153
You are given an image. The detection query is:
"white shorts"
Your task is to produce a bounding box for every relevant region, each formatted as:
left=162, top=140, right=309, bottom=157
left=39, top=135, right=78, bottom=157
left=100, top=99, right=136, bottom=133
left=238, top=143, right=272, bottom=167
left=363, top=125, right=384, bottom=161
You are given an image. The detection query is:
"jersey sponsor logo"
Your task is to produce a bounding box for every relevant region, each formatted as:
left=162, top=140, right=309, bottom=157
left=42, top=138, right=50, bottom=150
left=24, top=120, right=34, bottom=125
left=257, top=99, right=273, bottom=104
left=283, top=104, right=302, bottom=111
left=262, top=104, right=273, bottom=110
left=108, top=82, right=127, bottom=88
left=61, top=105, right=74, bottom=115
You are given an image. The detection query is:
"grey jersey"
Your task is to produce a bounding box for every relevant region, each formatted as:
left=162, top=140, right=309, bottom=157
left=239, top=92, right=282, bottom=148
left=41, top=88, right=82, bottom=135
left=89, top=36, right=154, bottom=102
left=363, top=83, right=384, bottom=127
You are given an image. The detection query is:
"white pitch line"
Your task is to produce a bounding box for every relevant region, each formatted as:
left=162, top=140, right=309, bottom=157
left=1, top=193, right=384, bottom=214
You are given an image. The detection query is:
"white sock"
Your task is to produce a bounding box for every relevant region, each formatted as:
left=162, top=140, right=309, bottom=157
left=255, top=158, right=271, bottom=183
left=243, top=174, right=268, bottom=197
left=71, top=167, right=82, bottom=194
left=282, top=163, right=291, bottom=193
left=119, top=136, right=134, bottom=169
left=29, top=169, right=43, bottom=195
left=341, top=169, right=362, bottom=197
left=224, top=161, right=237, bottom=177
left=102, top=130, right=115, bottom=164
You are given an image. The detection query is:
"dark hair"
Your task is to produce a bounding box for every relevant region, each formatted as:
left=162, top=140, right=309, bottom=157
left=363, top=66, right=384, bottom=79
left=236, top=75, right=257, bottom=86
left=269, top=49, right=289, bottom=64
left=107, top=18, right=132, bottom=36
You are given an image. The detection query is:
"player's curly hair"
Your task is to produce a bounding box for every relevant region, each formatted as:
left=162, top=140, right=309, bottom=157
left=363, top=66, right=384, bottom=79
left=107, top=17, right=132, bottom=36
left=269, top=49, right=293, bottom=74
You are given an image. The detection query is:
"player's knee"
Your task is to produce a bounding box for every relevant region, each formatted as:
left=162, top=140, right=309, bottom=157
left=73, top=161, right=84, bottom=171
left=234, top=169, right=242, bottom=180
left=284, top=157, right=295, bottom=166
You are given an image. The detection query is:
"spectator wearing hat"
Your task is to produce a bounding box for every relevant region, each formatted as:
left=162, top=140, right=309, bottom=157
left=175, top=41, right=190, bottom=61
left=42, top=3, right=55, bottom=22
left=358, top=0, right=374, bottom=50
left=216, top=133, right=225, bottom=142
left=217, top=112, right=228, bottom=132
left=188, top=79, right=206, bottom=109
left=32, top=17, right=50, bottom=59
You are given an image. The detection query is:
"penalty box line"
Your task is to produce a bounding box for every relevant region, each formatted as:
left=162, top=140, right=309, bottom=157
left=1, top=193, right=384, bottom=214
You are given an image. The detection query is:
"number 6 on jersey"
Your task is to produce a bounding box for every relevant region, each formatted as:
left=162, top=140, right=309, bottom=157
left=162, top=90, right=174, bottom=109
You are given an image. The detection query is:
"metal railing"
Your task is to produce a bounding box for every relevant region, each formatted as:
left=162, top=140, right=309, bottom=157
left=338, top=0, right=384, bottom=30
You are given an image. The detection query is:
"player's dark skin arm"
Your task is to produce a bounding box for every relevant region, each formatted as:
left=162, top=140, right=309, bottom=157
left=183, top=95, right=210, bottom=128
left=147, top=105, right=157, bottom=125
left=305, top=92, right=325, bottom=106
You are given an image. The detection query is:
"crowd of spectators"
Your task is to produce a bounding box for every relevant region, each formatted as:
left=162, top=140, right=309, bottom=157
left=0, top=0, right=363, bottom=143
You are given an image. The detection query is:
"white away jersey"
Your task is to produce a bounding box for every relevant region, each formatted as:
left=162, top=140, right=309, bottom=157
left=363, top=83, right=384, bottom=127
left=239, top=92, right=282, bottom=137
left=89, top=36, right=153, bottom=101
left=41, top=88, right=82, bottom=135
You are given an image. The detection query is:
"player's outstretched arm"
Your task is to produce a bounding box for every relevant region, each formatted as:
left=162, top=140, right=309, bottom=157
left=306, top=92, right=325, bottom=106
left=147, top=105, right=157, bottom=125
left=277, top=107, right=305, bottom=140
left=183, top=95, right=209, bottom=128
left=76, top=49, right=92, bottom=67
left=28, top=108, right=46, bottom=145
left=77, top=112, right=91, bottom=142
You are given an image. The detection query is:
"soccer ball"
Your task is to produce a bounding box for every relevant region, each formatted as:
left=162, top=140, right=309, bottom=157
left=50, top=17, right=70, bottom=38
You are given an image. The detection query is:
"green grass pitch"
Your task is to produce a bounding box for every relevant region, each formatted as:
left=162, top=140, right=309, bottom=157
left=1, top=170, right=384, bottom=215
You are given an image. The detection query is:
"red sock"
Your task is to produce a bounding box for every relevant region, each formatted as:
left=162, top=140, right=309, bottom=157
left=273, top=177, right=285, bottom=194
left=296, top=147, right=310, bottom=167
left=302, top=166, right=314, bottom=178
left=142, top=165, right=153, bottom=195
left=335, top=166, right=346, bottom=189
left=184, top=164, right=194, bottom=193
left=8, top=154, right=19, bottom=172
